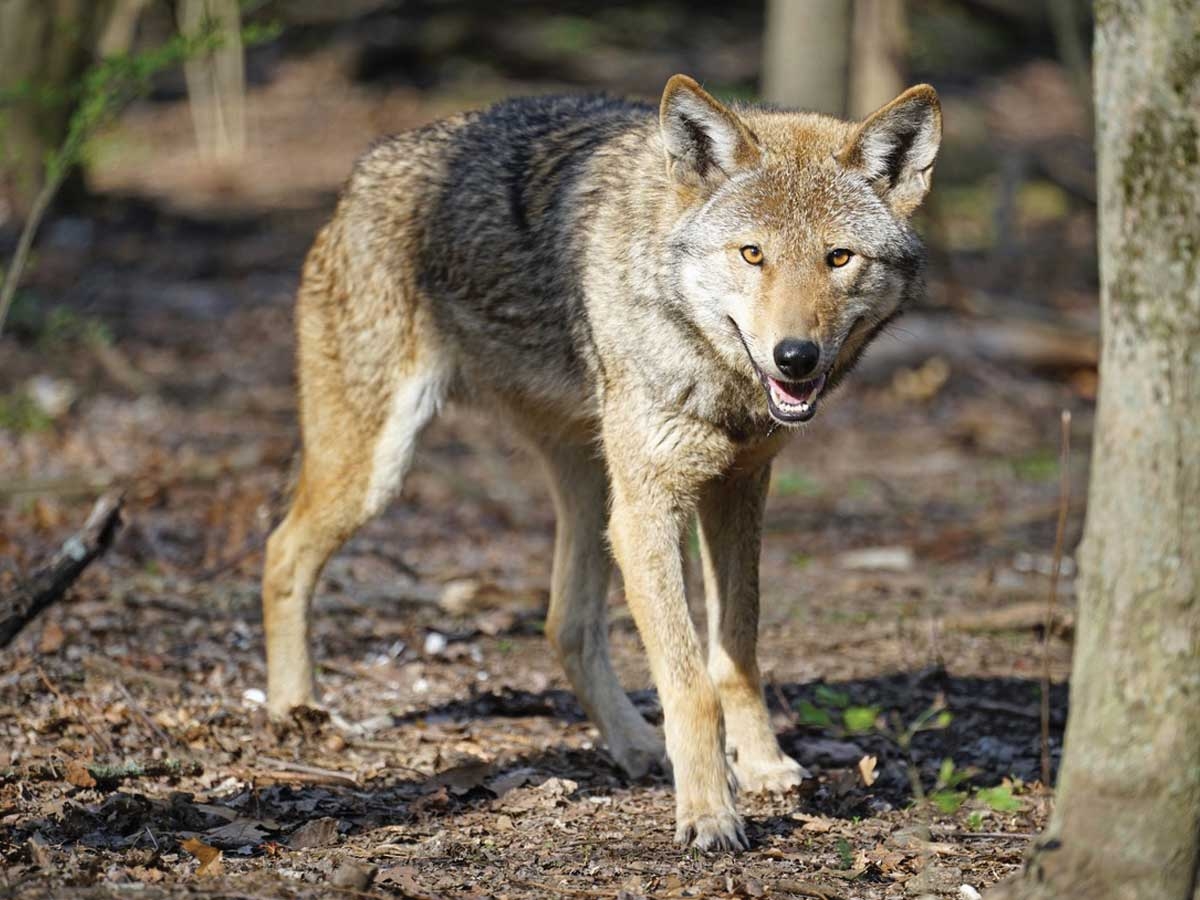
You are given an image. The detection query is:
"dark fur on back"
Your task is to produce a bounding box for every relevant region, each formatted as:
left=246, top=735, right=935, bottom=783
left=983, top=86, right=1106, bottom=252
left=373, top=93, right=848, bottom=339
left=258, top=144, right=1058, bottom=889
left=417, top=95, right=656, bottom=406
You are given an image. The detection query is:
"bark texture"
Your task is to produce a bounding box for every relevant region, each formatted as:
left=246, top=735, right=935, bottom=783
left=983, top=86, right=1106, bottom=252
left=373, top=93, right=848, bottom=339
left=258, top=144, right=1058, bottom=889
left=762, top=0, right=851, bottom=116
left=989, top=1, right=1200, bottom=898
left=849, top=0, right=907, bottom=118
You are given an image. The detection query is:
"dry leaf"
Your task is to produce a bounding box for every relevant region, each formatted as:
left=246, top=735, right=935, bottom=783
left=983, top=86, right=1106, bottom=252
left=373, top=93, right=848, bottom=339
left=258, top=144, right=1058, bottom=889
left=378, top=866, right=437, bottom=899
left=858, top=754, right=878, bottom=787
left=792, top=812, right=834, bottom=833
left=287, top=816, right=339, bottom=849
left=38, top=621, right=65, bottom=654
left=433, top=758, right=492, bottom=796
left=181, top=837, right=224, bottom=878
left=65, top=760, right=96, bottom=788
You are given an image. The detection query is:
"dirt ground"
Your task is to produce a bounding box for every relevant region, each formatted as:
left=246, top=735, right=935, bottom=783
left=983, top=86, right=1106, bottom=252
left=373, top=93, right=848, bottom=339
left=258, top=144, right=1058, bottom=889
left=0, top=27, right=1097, bottom=900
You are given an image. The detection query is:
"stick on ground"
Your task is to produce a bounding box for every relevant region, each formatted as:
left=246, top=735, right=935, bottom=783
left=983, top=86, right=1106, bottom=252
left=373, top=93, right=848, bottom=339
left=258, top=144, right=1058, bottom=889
left=0, top=490, right=124, bottom=648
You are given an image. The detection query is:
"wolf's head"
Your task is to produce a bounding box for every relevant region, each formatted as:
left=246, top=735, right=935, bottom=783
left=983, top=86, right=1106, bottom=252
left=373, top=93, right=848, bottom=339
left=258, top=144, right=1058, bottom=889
left=659, top=75, right=941, bottom=425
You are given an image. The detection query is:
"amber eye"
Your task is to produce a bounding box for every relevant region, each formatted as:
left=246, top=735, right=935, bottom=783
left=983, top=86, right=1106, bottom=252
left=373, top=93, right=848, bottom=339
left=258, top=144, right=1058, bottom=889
left=827, top=248, right=854, bottom=268
left=740, top=245, right=764, bottom=266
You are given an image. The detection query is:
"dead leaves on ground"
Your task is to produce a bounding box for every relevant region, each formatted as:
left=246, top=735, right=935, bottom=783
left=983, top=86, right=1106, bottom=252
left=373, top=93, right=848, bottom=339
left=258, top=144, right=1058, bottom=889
left=180, top=837, right=224, bottom=878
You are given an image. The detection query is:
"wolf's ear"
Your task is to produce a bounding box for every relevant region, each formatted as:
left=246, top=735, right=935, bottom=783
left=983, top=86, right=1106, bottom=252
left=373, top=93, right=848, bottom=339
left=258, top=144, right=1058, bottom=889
left=660, top=75, right=761, bottom=190
left=838, top=84, right=941, bottom=217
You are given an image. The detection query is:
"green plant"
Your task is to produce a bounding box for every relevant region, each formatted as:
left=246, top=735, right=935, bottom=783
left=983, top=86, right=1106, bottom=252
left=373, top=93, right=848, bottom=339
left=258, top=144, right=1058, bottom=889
left=0, top=390, right=54, bottom=433
left=976, top=782, right=1023, bottom=813
left=814, top=685, right=850, bottom=708
left=796, top=699, right=834, bottom=729
left=843, top=705, right=881, bottom=734
left=874, top=696, right=954, bottom=803
left=835, top=837, right=854, bottom=870
left=792, top=686, right=881, bottom=736
left=929, top=757, right=976, bottom=815
left=39, top=306, right=112, bottom=349
left=0, top=12, right=280, bottom=337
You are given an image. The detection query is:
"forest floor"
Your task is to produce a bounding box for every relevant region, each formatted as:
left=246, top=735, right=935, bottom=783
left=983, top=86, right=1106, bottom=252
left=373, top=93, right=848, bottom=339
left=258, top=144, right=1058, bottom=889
left=0, top=40, right=1096, bottom=900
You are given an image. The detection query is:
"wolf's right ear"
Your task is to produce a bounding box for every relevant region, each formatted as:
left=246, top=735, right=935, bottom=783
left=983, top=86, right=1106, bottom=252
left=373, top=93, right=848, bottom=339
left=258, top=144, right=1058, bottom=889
left=838, top=84, right=942, bottom=217
left=660, top=75, right=761, bottom=190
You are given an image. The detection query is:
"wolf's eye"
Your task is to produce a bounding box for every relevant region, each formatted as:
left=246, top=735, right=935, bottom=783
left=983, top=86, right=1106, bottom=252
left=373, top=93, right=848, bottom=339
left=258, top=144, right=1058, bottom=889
left=740, top=245, right=764, bottom=266
left=827, top=248, right=854, bottom=268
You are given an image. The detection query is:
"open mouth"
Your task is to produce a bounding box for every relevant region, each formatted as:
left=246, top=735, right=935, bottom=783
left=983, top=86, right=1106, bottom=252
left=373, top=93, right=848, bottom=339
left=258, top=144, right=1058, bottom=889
left=761, top=371, right=827, bottom=423
left=729, top=317, right=830, bottom=424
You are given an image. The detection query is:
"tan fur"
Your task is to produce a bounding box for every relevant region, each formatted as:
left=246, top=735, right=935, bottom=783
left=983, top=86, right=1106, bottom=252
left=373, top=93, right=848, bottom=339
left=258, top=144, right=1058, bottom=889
left=262, top=77, right=940, bottom=851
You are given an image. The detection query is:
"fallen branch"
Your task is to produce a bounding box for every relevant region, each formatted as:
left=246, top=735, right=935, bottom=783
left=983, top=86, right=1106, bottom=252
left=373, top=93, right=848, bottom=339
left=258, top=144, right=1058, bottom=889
left=0, top=491, right=124, bottom=648
left=251, top=757, right=360, bottom=788
left=942, top=600, right=1074, bottom=639
left=1, top=757, right=201, bottom=787
left=859, top=312, right=1098, bottom=380
left=775, top=880, right=846, bottom=900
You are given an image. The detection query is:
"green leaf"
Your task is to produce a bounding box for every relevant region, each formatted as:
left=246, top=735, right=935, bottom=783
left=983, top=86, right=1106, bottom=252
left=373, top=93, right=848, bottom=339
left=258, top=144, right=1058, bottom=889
left=936, top=757, right=973, bottom=790
left=966, top=810, right=985, bottom=831
left=931, top=790, right=966, bottom=814
left=835, top=837, right=854, bottom=870
left=814, top=685, right=851, bottom=709
left=976, top=784, right=1023, bottom=813
left=934, top=710, right=953, bottom=729
left=842, top=705, right=880, bottom=734
left=796, top=700, right=834, bottom=729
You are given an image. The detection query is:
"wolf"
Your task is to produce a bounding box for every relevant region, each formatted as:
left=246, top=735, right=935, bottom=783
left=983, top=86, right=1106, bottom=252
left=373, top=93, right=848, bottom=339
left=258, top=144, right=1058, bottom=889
left=262, top=74, right=941, bottom=850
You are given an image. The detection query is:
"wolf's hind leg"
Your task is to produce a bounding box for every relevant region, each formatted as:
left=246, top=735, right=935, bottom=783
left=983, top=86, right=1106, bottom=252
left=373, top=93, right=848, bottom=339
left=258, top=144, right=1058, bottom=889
left=263, top=364, right=445, bottom=717
left=698, top=466, right=807, bottom=794
left=540, top=443, right=665, bottom=778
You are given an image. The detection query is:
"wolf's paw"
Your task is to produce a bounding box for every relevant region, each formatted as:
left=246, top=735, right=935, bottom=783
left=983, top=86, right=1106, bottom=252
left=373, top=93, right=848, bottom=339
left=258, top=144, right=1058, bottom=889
left=732, top=752, right=809, bottom=795
left=675, top=808, right=749, bottom=852
left=608, top=729, right=667, bottom=780
left=265, top=685, right=321, bottom=721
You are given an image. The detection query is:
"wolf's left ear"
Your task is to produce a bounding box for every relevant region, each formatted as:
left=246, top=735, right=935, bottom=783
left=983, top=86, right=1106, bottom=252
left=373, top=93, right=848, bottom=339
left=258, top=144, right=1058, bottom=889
left=838, top=84, right=941, bottom=217
left=660, top=75, right=761, bottom=190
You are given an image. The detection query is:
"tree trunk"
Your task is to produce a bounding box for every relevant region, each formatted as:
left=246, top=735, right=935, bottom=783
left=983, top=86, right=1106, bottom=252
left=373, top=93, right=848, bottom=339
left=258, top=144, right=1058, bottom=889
left=987, top=3, right=1200, bottom=899
left=178, top=0, right=245, bottom=162
left=0, top=0, right=114, bottom=222
left=848, top=0, right=907, bottom=118
left=762, top=0, right=851, bottom=116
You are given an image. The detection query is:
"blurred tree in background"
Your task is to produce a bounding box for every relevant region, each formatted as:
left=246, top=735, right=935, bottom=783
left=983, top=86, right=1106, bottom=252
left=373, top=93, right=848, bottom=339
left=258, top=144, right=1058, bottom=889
left=763, top=0, right=906, bottom=118
left=178, top=0, right=245, bottom=162
left=0, top=0, right=122, bottom=219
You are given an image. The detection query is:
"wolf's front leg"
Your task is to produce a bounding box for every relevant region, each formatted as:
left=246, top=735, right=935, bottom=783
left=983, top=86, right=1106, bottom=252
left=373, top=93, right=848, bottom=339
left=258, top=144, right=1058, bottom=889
left=698, top=468, right=808, bottom=794
left=604, top=419, right=746, bottom=852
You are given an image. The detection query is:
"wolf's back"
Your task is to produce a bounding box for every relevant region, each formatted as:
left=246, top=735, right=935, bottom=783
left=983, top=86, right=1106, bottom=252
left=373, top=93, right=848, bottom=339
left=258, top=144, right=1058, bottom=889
left=338, top=94, right=656, bottom=409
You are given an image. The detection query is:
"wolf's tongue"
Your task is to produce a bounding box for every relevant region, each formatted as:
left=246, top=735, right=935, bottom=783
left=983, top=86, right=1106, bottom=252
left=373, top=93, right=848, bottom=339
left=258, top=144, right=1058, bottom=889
left=768, top=373, right=824, bottom=405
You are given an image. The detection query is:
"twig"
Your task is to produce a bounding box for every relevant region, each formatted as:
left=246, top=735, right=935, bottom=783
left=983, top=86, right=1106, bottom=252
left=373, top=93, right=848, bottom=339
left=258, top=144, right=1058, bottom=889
left=775, top=880, right=845, bottom=900
left=947, top=831, right=1033, bottom=840
left=1041, top=410, right=1072, bottom=786
left=0, top=490, right=125, bottom=647
left=254, top=756, right=360, bottom=787
left=512, top=879, right=649, bottom=898
left=245, top=769, right=359, bottom=788
left=0, top=170, right=63, bottom=337
left=0, top=758, right=201, bottom=786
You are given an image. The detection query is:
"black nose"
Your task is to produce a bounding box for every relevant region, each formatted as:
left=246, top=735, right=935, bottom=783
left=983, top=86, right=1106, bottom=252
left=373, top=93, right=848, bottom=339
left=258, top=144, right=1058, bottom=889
left=773, top=339, right=821, bottom=380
